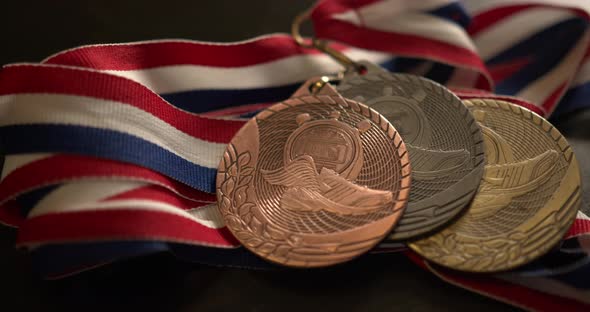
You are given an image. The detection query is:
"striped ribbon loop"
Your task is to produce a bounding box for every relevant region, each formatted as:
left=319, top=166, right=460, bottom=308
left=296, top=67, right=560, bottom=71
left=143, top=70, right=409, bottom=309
left=311, top=0, right=494, bottom=90
left=311, top=0, right=590, bottom=117
left=1, top=1, right=590, bottom=310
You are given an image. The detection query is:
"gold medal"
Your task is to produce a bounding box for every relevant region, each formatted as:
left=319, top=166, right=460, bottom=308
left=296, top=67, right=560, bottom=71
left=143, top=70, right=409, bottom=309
left=410, top=99, right=581, bottom=272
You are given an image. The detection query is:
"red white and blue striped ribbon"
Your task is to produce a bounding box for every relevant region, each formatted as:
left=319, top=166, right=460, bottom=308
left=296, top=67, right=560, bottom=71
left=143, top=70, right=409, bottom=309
left=1, top=0, right=590, bottom=310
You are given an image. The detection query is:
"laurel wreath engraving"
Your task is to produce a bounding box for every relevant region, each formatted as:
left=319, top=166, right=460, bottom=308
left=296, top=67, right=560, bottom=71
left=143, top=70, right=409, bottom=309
left=218, top=143, right=328, bottom=260
left=417, top=231, right=526, bottom=270
left=416, top=210, right=568, bottom=271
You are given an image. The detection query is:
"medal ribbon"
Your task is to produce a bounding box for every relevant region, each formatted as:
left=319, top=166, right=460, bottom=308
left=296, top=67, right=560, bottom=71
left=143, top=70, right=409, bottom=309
left=1, top=1, right=590, bottom=310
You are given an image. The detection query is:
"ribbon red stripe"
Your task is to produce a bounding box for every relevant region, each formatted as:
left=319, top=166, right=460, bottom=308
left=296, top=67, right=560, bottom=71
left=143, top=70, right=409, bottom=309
left=313, top=19, right=493, bottom=90
left=487, top=57, right=532, bottom=82
left=311, top=0, right=381, bottom=19
left=201, top=103, right=273, bottom=117
left=17, top=209, right=239, bottom=247
left=468, top=4, right=536, bottom=35
left=566, top=219, right=590, bottom=238
left=103, top=185, right=214, bottom=209
left=542, top=82, right=569, bottom=113
left=451, top=88, right=493, bottom=96
left=428, top=264, right=589, bottom=312
left=0, top=65, right=246, bottom=143
left=405, top=250, right=588, bottom=312
left=470, top=4, right=590, bottom=36
left=0, top=200, right=24, bottom=227
left=0, top=155, right=216, bottom=205
left=43, top=36, right=320, bottom=70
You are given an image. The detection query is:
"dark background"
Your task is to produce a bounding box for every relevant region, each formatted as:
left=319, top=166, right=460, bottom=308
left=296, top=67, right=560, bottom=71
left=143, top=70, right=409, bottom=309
left=1, top=1, right=588, bottom=311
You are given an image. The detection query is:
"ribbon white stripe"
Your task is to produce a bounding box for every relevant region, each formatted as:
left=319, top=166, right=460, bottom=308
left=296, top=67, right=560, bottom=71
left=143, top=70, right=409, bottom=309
left=354, top=0, right=457, bottom=17
left=0, top=94, right=227, bottom=169
left=1, top=153, right=54, bottom=180
left=30, top=181, right=145, bottom=217
left=104, top=49, right=391, bottom=94
left=333, top=10, right=476, bottom=52
left=44, top=200, right=225, bottom=229
left=29, top=181, right=225, bottom=229
left=186, top=204, right=226, bottom=229
left=571, top=59, right=590, bottom=87
left=517, top=30, right=590, bottom=109
left=463, top=0, right=590, bottom=15
left=578, top=211, right=590, bottom=221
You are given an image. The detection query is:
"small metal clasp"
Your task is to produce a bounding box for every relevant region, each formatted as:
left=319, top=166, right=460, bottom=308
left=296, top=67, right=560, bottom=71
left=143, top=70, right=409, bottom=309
left=291, top=9, right=363, bottom=73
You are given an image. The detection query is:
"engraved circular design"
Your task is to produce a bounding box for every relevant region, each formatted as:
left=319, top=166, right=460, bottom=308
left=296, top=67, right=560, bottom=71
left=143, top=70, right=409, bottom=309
left=410, top=99, right=582, bottom=272
left=370, top=100, right=427, bottom=145
left=338, top=65, right=485, bottom=241
left=216, top=89, right=411, bottom=267
left=284, top=119, right=362, bottom=179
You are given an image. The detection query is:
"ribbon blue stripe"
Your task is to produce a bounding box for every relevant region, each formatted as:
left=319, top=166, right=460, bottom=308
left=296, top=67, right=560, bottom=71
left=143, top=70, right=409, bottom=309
left=428, top=2, right=471, bottom=28
left=424, top=62, right=455, bottom=85
left=31, top=241, right=170, bottom=277
left=160, top=83, right=300, bottom=113
left=29, top=239, right=590, bottom=281
left=487, top=18, right=587, bottom=65
left=31, top=241, right=274, bottom=277
left=551, top=261, right=590, bottom=289
left=489, top=18, right=588, bottom=95
left=380, top=57, right=422, bottom=73
left=16, top=185, right=58, bottom=217
left=379, top=57, right=454, bottom=85
left=551, top=83, right=590, bottom=118
left=512, top=244, right=590, bottom=277
left=239, top=111, right=262, bottom=118
left=0, top=125, right=217, bottom=193
left=170, top=244, right=275, bottom=269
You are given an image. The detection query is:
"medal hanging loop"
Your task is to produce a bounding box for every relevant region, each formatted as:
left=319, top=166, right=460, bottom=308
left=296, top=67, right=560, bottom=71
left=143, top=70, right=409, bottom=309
left=309, top=76, right=343, bottom=94
left=309, top=76, right=331, bottom=94
left=291, top=9, right=363, bottom=74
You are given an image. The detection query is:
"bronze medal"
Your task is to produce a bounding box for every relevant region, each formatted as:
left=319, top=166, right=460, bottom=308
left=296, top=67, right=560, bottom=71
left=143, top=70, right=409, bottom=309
left=216, top=78, right=411, bottom=267
left=337, top=62, right=485, bottom=241
left=410, top=99, right=582, bottom=272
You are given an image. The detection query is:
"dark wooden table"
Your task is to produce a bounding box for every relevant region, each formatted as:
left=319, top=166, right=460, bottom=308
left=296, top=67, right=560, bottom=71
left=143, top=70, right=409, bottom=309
left=1, top=1, right=588, bottom=311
